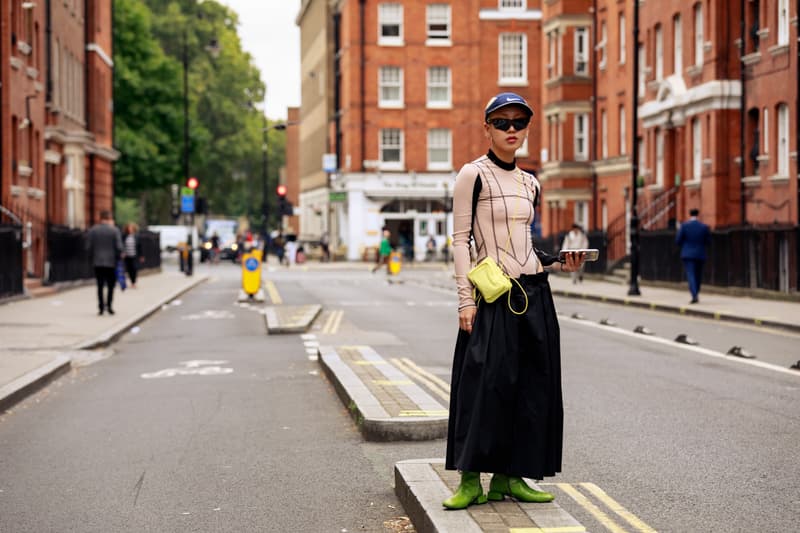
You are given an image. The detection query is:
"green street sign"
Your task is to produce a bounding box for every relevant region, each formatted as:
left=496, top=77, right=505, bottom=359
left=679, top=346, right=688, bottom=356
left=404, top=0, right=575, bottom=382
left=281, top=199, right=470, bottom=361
left=329, top=191, right=347, bottom=203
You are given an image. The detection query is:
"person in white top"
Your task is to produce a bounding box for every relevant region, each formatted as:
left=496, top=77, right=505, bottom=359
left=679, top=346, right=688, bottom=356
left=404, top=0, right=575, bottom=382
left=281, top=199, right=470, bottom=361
left=561, top=223, right=589, bottom=284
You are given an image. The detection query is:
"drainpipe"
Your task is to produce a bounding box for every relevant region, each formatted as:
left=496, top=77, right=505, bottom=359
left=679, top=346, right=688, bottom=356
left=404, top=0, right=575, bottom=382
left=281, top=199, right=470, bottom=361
left=359, top=0, right=366, bottom=172
left=591, top=0, right=598, bottom=232
left=111, top=0, right=117, bottom=221
left=333, top=11, right=342, bottom=173
left=739, top=0, right=747, bottom=226
left=796, top=0, right=799, bottom=231
left=85, top=0, right=96, bottom=225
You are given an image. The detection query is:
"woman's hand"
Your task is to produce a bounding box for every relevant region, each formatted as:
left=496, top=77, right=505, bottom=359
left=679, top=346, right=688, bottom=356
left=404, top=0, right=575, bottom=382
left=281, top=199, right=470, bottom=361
left=459, top=306, right=477, bottom=333
left=560, top=251, right=586, bottom=273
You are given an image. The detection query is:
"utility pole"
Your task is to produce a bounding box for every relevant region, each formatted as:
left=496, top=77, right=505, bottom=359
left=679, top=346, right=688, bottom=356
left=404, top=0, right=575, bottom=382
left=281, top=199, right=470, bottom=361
left=628, top=0, right=641, bottom=296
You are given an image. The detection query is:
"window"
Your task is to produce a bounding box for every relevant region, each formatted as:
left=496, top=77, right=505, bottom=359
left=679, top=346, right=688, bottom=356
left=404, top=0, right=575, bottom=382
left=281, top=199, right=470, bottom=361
left=694, top=3, right=704, bottom=66
left=427, top=67, right=451, bottom=107
left=638, top=45, right=646, bottom=93
left=655, top=25, right=664, bottom=80
left=778, top=103, right=789, bottom=176
left=379, top=129, right=403, bottom=170
left=378, top=66, right=403, bottom=107
left=426, top=4, right=450, bottom=42
left=499, top=33, right=527, bottom=84
left=601, top=109, right=608, bottom=158
left=673, top=15, right=682, bottom=75
left=574, top=202, right=588, bottom=229
left=575, top=28, right=589, bottom=75
left=692, top=118, right=702, bottom=180
left=378, top=3, right=403, bottom=45
left=619, top=13, right=626, bottom=65
left=500, top=0, right=525, bottom=9
left=599, top=21, right=608, bottom=69
left=656, top=129, right=665, bottom=186
left=763, top=107, right=769, bottom=155
left=547, top=31, right=556, bottom=78
left=638, top=137, right=646, bottom=176
left=601, top=201, right=608, bottom=231
left=778, top=0, right=790, bottom=45
left=574, top=114, right=589, bottom=161
left=619, top=106, right=627, bottom=155
left=428, top=129, right=452, bottom=170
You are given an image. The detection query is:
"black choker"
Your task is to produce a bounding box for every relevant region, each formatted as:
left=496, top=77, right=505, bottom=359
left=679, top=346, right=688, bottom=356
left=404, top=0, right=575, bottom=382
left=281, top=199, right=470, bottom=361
left=487, top=149, right=516, bottom=171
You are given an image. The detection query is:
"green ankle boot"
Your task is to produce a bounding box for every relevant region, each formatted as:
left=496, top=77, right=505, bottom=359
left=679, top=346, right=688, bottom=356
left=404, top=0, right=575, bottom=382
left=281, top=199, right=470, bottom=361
left=442, top=471, right=488, bottom=510
left=487, top=473, right=554, bottom=503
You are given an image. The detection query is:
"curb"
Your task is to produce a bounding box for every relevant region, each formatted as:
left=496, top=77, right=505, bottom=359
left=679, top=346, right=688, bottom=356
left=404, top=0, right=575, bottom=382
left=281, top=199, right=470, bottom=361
left=318, top=345, right=447, bottom=441
left=75, top=275, right=209, bottom=350
left=0, top=355, right=71, bottom=413
left=395, top=459, right=585, bottom=533
left=264, top=304, right=322, bottom=334
left=550, top=288, right=800, bottom=334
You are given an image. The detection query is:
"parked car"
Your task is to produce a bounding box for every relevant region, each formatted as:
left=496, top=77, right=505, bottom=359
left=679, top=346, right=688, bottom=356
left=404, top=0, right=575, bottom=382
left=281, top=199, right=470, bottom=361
left=148, top=225, right=199, bottom=253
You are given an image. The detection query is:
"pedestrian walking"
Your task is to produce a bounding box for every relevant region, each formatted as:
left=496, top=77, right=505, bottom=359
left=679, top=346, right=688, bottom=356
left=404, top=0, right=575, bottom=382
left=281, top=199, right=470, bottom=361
left=210, top=232, right=221, bottom=264
left=320, top=231, right=331, bottom=262
left=86, top=210, right=123, bottom=315
left=371, top=228, right=392, bottom=273
left=676, top=208, right=711, bottom=304
left=561, top=223, right=589, bottom=284
left=444, top=92, right=586, bottom=510
left=122, top=222, right=144, bottom=288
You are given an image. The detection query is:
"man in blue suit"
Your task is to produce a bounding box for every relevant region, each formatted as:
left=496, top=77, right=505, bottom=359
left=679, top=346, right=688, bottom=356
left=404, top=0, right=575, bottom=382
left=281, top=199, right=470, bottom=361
left=675, top=208, right=711, bottom=304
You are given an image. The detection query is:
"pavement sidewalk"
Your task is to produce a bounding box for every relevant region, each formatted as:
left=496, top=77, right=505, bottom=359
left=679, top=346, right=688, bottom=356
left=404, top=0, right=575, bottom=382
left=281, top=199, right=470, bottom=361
left=0, top=269, right=207, bottom=411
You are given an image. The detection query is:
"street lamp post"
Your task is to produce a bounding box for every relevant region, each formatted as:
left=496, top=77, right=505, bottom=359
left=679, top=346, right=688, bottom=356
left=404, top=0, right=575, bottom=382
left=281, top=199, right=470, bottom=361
left=628, top=0, right=642, bottom=296
left=261, top=121, right=297, bottom=241
left=182, top=28, right=193, bottom=276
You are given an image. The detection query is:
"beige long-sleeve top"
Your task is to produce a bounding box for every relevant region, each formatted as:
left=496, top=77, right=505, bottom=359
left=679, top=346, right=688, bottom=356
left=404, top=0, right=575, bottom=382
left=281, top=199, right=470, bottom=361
left=452, top=151, right=542, bottom=310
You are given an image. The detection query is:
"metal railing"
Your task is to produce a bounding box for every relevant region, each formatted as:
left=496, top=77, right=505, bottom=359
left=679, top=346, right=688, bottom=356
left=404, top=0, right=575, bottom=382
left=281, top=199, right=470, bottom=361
left=0, top=225, right=24, bottom=298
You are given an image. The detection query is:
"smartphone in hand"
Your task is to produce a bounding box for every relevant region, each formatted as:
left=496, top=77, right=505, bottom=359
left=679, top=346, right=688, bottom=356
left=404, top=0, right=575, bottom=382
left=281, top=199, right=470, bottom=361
left=558, top=248, right=600, bottom=263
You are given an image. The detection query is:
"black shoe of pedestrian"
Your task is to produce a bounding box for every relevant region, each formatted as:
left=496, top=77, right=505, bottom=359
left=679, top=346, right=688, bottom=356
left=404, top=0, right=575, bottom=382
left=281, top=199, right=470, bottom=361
left=107, top=307, right=115, bottom=315
left=98, top=308, right=104, bottom=316
left=690, top=298, right=699, bottom=304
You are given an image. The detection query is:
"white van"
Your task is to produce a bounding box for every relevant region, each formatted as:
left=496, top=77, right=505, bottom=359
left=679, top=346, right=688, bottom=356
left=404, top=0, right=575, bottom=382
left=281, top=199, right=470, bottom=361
left=148, top=225, right=200, bottom=252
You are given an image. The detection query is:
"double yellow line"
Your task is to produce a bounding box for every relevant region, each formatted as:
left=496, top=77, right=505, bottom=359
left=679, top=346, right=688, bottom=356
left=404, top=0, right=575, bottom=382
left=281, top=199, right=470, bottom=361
left=540, top=483, right=657, bottom=533
left=390, top=357, right=451, bottom=404
left=321, top=309, right=344, bottom=334
left=264, top=280, right=282, bottom=304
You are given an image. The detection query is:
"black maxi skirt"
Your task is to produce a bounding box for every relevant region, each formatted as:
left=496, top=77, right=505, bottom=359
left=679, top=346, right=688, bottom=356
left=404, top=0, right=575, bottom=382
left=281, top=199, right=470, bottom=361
left=445, top=272, right=563, bottom=480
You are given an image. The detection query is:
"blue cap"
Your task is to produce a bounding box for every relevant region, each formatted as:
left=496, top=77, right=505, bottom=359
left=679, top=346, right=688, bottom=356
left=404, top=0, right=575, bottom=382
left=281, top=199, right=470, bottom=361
left=484, top=92, right=534, bottom=120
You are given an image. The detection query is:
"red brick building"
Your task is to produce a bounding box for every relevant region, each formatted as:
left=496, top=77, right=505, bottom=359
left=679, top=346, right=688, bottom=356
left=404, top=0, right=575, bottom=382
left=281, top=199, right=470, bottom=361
left=305, top=0, right=544, bottom=259
left=1, top=0, right=117, bottom=279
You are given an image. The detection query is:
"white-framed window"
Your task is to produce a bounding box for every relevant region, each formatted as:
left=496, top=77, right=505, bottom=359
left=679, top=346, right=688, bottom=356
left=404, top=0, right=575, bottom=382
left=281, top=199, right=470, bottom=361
left=638, top=136, right=646, bottom=176
left=655, top=24, right=664, bottom=80
left=763, top=107, right=769, bottom=155
left=379, top=128, right=404, bottom=170
left=547, top=31, right=556, bottom=78
left=378, top=3, right=403, bottom=45
left=619, top=13, right=626, bottom=65
left=778, top=103, right=789, bottom=176
left=638, top=45, right=646, bottom=93
left=694, top=3, right=704, bottom=66
left=426, top=4, right=450, bottom=42
left=656, top=128, right=665, bottom=186
left=499, top=0, right=525, bottom=9
left=575, top=27, right=589, bottom=75
left=548, top=116, right=558, bottom=160
left=692, top=118, right=702, bottom=180
left=574, top=201, right=588, bottom=229
left=778, top=0, right=790, bottom=45
left=619, top=105, right=627, bottom=155
left=557, top=30, right=564, bottom=76
left=601, top=200, right=608, bottom=231
left=601, top=109, right=608, bottom=158
left=673, top=15, right=682, bottom=75
left=428, top=128, right=452, bottom=170
left=599, top=21, right=607, bottom=69
left=499, top=33, right=527, bottom=84
left=378, top=66, right=403, bottom=108
left=574, top=114, right=589, bottom=161
left=427, top=66, right=451, bottom=108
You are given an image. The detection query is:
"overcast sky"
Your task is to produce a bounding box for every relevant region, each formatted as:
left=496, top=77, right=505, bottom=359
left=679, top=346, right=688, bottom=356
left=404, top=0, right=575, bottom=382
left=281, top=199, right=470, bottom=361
left=220, top=1, right=301, bottom=119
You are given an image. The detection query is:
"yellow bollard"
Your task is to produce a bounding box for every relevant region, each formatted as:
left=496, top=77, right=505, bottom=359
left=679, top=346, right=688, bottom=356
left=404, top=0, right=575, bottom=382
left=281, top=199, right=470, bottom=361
left=389, top=250, right=402, bottom=275
left=241, top=249, right=263, bottom=296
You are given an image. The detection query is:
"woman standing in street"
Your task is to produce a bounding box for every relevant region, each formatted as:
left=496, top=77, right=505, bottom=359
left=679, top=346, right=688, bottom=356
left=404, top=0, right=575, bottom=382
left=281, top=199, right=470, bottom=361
left=444, top=93, right=585, bottom=509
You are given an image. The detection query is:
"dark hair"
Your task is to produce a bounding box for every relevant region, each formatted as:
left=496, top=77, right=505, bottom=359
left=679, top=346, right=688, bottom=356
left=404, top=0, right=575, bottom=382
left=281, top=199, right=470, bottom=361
left=100, top=210, right=112, bottom=220
left=689, top=208, right=700, bottom=217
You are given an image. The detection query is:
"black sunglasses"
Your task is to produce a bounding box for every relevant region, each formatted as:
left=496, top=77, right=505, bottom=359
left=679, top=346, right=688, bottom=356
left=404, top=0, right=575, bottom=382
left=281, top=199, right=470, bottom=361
left=487, top=117, right=530, bottom=131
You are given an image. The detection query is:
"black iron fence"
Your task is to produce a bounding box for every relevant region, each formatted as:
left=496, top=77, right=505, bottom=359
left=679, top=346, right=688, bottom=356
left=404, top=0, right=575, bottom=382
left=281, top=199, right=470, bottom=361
left=0, top=225, right=24, bottom=298
left=47, top=226, right=161, bottom=284
left=639, top=227, right=798, bottom=292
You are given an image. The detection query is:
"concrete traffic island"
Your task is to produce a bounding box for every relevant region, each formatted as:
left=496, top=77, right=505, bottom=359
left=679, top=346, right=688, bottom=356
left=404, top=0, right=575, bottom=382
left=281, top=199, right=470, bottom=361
left=317, top=345, right=447, bottom=441
left=263, top=304, right=322, bottom=334
left=395, top=459, right=586, bottom=533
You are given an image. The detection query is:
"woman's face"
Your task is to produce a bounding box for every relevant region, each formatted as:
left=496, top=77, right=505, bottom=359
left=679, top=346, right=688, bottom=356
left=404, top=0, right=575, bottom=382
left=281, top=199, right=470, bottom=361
left=484, top=105, right=531, bottom=154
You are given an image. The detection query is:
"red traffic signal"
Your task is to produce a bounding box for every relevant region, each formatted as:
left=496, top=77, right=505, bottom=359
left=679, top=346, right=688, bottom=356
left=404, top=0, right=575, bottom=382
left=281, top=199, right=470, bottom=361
left=276, top=184, right=287, bottom=197
left=187, top=177, right=199, bottom=190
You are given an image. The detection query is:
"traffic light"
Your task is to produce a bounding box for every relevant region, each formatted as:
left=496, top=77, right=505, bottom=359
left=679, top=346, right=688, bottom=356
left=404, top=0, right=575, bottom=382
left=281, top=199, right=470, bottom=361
left=187, top=177, right=199, bottom=190
left=276, top=184, right=293, bottom=216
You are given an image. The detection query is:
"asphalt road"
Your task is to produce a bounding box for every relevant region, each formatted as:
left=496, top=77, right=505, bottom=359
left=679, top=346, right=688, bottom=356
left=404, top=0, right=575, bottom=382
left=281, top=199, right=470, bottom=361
left=1, top=263, right=797, bottom=533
